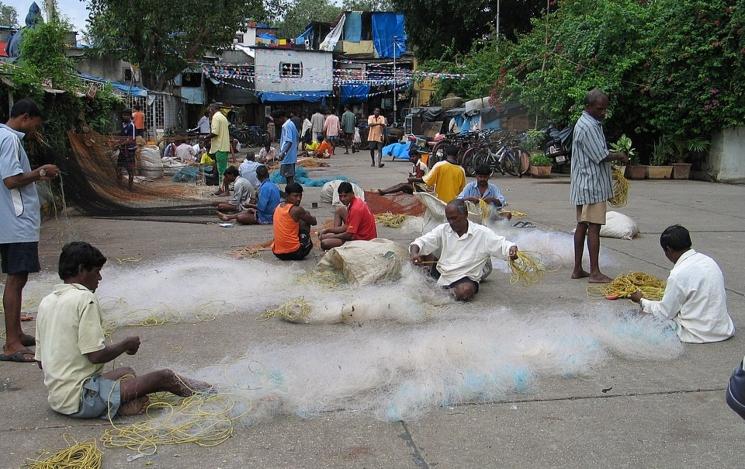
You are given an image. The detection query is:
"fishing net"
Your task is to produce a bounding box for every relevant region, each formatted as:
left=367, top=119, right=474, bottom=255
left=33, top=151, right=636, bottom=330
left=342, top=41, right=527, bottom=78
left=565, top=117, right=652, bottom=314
left=364, top=191, right=425, bottom=216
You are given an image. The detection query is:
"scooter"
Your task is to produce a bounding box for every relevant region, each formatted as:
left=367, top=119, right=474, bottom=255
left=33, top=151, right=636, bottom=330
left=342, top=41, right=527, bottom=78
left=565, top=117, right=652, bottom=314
left=543, top=124, right=573, bottom=167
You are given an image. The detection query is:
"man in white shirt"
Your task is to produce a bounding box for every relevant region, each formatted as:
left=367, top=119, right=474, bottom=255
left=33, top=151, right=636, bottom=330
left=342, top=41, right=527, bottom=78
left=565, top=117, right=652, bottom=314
left=214, top=166, right=252, bottom=214
left=630, top=225, right=735, bottom=344
left=238, top=151, right=262, bottom=191
left=174, top=140, right=197, bottom=163
left=311, top=109, right=325, bottom=142
left=410, top=199, right=519, bottom=301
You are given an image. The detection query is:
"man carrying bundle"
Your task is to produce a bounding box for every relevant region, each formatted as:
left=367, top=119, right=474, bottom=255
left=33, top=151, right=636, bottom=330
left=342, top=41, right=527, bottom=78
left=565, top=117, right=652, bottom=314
left=410, top=199, right=519, bottom=301
left=629, top=225, right=734, bottom=343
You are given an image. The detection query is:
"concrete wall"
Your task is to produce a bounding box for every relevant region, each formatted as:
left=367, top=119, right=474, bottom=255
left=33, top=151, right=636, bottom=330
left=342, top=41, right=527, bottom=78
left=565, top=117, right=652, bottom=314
left=75, top=55, right=131, bottom=82
left=254, top=48, right=332, bottom=93
left=708, top=127, right=745, bottom=183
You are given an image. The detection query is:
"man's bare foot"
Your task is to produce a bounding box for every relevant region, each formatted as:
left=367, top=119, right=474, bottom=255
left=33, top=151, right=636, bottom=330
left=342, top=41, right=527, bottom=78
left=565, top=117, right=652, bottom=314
left=174, top=376, right=213, bottom=397
left=118, top=396, right=150, bottom=416
left=216, top=211, right=231, bottom=221
left=588, top=273, right=613, bottom=283
left=571, top=269, right=590, bottom=279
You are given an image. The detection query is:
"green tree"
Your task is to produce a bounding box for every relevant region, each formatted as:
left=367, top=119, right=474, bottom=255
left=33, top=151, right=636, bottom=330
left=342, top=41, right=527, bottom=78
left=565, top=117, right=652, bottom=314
left=0, top=1, right=17, bottom=26
left=86, top=0, right=266, bottom=90
left=342, top=0, right=393, bottom=10
left=276, top=0, right=341, bottom=38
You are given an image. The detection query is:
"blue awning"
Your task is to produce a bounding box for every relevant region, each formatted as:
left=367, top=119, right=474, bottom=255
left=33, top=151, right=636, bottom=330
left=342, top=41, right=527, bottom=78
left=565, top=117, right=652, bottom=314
left=371, top=13, right=407, bottom=58
left=340, top=84, right=370, bottom=103
left=77, top=72, right=148, bottom=97
left=256, top=90, right=331, bottom=103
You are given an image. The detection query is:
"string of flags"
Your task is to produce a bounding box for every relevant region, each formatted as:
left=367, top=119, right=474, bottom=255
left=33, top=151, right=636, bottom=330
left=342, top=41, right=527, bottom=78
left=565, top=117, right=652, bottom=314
left=202, top=65, right=472, bottom=83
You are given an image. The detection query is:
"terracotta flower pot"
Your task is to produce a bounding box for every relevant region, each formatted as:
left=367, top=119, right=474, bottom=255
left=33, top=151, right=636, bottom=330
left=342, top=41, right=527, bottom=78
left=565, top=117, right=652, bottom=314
left=625, top=165, right=648, bottom=180
left=671, top=162, right=692, bottom=180
left=530, top=165, right=552, bottom=178
left=647, top=166, right=673, bottom=179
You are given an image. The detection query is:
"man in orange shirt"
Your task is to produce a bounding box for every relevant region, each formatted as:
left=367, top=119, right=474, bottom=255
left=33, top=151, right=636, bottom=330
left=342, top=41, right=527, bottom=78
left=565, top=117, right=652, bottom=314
left=131, top=105, right=146, bottom=138
left=272, top=183, right=317, bottom=261
left=367, top=107, right=386, bottom=168
left=319, top=182, right=377, bottom=250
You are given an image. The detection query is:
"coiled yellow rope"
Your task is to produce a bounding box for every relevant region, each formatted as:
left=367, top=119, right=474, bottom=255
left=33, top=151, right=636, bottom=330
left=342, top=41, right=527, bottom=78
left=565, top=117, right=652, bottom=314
left=25, top=437, right=102, bottom=469
left=509, top=251, right=546, bottom=286
left=587, top=272, right=666, bottom=300
left=375, top=212, right=408, bottom=228
left=609, top=166, right=629, bottom=207
left=500, top=209, right=527, bottom=218
left=261, top=298, right=312, bottom=323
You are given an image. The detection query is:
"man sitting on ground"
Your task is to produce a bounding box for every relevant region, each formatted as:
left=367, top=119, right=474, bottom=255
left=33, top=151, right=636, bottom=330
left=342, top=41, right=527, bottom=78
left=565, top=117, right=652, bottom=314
left=218, top=165, right=280, bottom=225
left=174, top=139, right=197, bottom=164
left=214, top=166, right=251, bottom=214
left=238, top=151, right=262, bottom=195
left=630, top=225, right=735, bottom=343
left=314, top=136, right=334, bottom=158
left=377, top=151, right=430, bottom=196
left=457, top=165, right=506, bottom=207
left=35, top=242, right=210, bottom=419
left=258, top=141, right=277, bottom=164
left=272, top=183, right=317, bottom=261
left=410, top=199, right=519, bottom=301
left=422, top=145, right=466, bottom=203
left=319, top=181, right=377, bottom=250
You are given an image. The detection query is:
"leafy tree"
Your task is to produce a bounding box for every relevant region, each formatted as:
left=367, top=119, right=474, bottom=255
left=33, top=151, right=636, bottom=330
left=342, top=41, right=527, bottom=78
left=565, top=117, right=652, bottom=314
left=391, top=0, right=548, bottom=60
left=86, top=0, right=266, bottom=90
left=275, top=0, right=341, bottom=37
left=342, top=0, right=394, bottom=10
left=0, top=1, right=17, bottom=26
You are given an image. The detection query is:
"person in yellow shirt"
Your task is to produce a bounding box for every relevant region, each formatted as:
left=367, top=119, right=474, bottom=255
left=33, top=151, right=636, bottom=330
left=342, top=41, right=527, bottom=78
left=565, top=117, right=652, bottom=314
left=207, top=104, right=231, bottom=195
left=420, top=145, right=466, bottom=202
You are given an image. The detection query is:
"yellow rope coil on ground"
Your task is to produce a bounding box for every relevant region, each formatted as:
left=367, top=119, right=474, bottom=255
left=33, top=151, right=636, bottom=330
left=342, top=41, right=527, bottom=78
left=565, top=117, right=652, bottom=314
left=101, top=392, right=239, bottom=456
left=375, top=212, right=408, bottom=228
left=261, top=298, right=312, bottom=323
left=609, top=166, right=629, bottom=207
left=587, top=272, right=666, bottom=300
left=25, top=437, right=102, bottom=469
left=100, top=300, right=225, bottom=338
left=500, top=209, right=528, bottom=218
left=509, top=251, right=546, bottom=286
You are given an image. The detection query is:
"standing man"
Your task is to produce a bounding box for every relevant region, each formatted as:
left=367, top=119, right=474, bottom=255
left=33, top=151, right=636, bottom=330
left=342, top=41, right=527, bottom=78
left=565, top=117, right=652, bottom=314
left=208, top=103, right=231, bottom=196
left=0, top=98, right=59, bottom=362
left=570, top=89, right=628, bottom=283
left=341, top=106, right=357, bottom=154
left=131, top=105, right=146, bottom=138
left=311, top=109, right=325, bottom=142
left=193, top=110, right=211, bottom=135
left=367, top=107, right=386, bottom=168
left=323, top=109, right=341, bottom=148
left=275, top=110, right=299, bottom=186
left=118, top=111, right=137, bottom=191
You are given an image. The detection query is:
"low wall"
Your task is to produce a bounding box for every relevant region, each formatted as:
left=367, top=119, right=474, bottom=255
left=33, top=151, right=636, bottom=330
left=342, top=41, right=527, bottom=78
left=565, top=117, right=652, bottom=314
left=708, top=127, right=745, bottom=183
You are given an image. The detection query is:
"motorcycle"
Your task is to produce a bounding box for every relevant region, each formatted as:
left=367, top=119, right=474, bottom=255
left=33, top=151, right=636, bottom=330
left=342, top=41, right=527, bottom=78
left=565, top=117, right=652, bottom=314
left=543, top=124, right=573, bottom=167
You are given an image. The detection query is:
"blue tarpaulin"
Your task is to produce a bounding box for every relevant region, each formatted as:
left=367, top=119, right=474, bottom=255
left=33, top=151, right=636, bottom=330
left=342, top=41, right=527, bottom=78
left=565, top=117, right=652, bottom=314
left=257, top=90, right=331, bottom=103
left=382, top=141, right=411, bottom=160
left=371, top=13, right=407, bottom=58
left=343, top=12, right=362, bottom=42
left=340, top=84, right=371, bottom=103
left=295, top=25, right=314, bottom=47
left=77, top=72, right=148, bottom=97
left=270, top=166, right=349, bottom=187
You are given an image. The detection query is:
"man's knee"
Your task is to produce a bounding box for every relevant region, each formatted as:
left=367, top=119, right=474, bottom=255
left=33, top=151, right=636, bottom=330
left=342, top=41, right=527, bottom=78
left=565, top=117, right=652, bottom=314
left=156, top=368, right=178, bottom=384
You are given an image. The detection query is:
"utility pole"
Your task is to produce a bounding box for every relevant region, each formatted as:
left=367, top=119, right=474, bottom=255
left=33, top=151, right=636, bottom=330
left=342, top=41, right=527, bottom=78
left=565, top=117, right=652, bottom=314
left=393, top=35, right=398, bottom=127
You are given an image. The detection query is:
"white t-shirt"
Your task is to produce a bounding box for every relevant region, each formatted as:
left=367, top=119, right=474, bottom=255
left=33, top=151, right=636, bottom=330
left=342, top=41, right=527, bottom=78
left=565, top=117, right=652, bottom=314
left=175, top=143, right=196, bottom=162
left=229, top=176, right=253, bottom=207
left=35, top=283, right=106, bottom=415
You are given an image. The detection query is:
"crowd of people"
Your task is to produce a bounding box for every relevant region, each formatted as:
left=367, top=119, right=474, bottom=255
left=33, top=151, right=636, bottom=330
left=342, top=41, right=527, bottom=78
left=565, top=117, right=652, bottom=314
left=0, top=90, right=739, bottom=424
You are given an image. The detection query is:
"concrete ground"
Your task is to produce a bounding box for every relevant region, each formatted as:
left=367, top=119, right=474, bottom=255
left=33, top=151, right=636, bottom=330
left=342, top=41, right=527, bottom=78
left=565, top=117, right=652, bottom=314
left=2, top=148, right=745, bottom=468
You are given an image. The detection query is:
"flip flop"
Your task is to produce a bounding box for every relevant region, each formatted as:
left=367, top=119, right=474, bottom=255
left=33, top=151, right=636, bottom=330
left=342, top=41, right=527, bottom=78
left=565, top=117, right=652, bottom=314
left=0, top=350, right=36, bottom=363
left=20, top=313, right=34, bottom=322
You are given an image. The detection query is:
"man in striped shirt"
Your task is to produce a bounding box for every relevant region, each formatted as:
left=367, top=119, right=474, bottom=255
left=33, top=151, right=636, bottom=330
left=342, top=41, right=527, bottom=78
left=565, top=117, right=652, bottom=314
left=571, top=89, right=628, bottom=283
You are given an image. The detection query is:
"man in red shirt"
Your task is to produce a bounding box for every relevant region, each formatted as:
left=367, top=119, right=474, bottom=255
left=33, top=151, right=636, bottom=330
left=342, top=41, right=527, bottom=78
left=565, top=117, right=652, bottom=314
left=319, top=181, right=377, bottom=250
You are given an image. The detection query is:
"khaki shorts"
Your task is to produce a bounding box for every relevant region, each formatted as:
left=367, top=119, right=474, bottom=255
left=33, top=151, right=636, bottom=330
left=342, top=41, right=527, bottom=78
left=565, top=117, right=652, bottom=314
left=576, top=201, right=607, bottom=225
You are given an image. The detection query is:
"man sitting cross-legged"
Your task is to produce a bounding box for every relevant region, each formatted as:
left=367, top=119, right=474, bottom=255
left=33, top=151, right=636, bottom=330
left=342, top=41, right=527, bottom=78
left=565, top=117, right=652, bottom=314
left=35, top=242, right=210, bottom=419
left=217, top=165, right=281, bottom=225
left=214, top=166, right=252, bottom=214
left=272, top=183, right=318, bottom=261
left=319, top=182, right=377, bottom=250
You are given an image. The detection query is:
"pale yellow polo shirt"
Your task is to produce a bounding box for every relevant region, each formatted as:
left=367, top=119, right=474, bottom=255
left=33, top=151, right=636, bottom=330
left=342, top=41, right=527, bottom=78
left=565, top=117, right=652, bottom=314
left=423, top=160, right=466, bottom=203
left=35, top=283, right=106, bottom=415
left=210, top=111, right=231, bottom=154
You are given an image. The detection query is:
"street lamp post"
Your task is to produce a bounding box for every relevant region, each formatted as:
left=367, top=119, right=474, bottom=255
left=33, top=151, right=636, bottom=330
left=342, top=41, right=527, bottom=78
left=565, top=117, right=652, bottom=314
left=393, top=35, right=398, bottom=127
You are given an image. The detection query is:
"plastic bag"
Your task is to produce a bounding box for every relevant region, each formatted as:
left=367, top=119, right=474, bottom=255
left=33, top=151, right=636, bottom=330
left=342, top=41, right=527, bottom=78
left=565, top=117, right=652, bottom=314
left=600, top=211, right=639, bottom=240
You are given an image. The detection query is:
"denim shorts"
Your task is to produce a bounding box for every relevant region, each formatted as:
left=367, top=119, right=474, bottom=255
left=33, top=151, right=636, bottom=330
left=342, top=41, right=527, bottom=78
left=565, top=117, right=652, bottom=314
left=0, top=242, right=40, bottom=274
left=69, top=375, right=121, bottom=419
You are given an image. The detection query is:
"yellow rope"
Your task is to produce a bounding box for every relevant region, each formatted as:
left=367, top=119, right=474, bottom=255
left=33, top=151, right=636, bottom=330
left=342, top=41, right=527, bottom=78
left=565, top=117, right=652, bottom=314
left=609, top=166, right=629, bottom=207
left=375, top=212, right=408, bottom=228
left=261, top=298, right=312, bottom=323
left=500, top=209, right=528, bottom=218
left=587, top=272, right=666, bottom=300
left=25, top=437, right=102, bottom=469
left=100, top=300, right=224, bottom=338
left=115, top=256, right=143, bottom=265
left=508, top=251, right=546, bottom=286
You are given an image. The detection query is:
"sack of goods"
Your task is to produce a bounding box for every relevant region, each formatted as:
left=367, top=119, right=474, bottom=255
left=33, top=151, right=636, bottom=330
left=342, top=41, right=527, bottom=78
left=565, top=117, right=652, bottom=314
left=600, top=211, right=639, bottom=240
left=317, top=239, right=408, bottom=286
left=138, top=145, right=164, bottom=178
left=414, top=192, right=483, bottom=235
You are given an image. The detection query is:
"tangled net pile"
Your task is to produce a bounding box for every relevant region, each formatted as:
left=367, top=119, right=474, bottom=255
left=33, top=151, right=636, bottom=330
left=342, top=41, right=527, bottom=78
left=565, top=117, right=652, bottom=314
left=101, top=392, right=239, bottom=456
left=261, top=298, right=312, bottom=323
left=25, top=438, right=102, bottom=469
left=587, top=272, right=666, bottom=300
left=375, top=212, right=408, bottom=228
left=609, top=166, right=629, bottom=207
left=508, top=251, right=547, bottom=286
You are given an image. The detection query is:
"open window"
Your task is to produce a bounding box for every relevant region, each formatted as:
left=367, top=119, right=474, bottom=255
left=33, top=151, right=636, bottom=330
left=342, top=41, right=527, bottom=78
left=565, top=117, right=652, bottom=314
left=280, top=62, right=303, bottom=78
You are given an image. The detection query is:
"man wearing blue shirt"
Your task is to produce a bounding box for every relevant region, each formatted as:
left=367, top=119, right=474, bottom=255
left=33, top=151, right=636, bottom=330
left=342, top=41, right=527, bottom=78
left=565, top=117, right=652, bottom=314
left=457, top=165, right=506, bottom=207
left=274, top=110, right=298, bottom=186
left=1, top=98, right=59, bottom=362
left=216, top=165, right=280, bottom=225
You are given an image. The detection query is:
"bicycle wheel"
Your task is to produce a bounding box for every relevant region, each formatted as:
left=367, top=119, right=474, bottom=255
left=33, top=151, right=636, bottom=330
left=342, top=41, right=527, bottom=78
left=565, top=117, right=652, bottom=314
left=517, top=148, right=531, bottom=176
left=502, top=148, right=521, bottom=177
left=461, top=146, right=479, bottom=177
left=429, top=141, right=446, bottom=168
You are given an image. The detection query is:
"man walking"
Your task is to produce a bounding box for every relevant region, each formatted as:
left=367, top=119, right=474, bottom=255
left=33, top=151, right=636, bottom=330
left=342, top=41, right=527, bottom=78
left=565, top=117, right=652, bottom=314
left=275, top=110, right=299, bottom=186
left=367, top=107, right=386, bottom=168
left=323, top=109, right=341, bottom=148
left=570, top=89, right=628, bottom=283
left=1, top=98, right=59, bottom=362
left=341, top=106, right=356, bottom=154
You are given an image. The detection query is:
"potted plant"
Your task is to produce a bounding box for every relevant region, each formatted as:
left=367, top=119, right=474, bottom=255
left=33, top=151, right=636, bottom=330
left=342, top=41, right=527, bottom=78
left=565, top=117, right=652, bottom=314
left=670, top=138, right=709, bottom=180
left=529, top=153, right=552, bottom=177
left=648, top=137, right=674, bottom=179
left=612, top=135, right=645, bottom=180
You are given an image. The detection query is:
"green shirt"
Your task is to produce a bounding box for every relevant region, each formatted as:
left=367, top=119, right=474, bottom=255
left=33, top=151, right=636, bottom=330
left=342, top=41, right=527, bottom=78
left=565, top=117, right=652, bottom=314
left=341, top=111, right=357, bottom=134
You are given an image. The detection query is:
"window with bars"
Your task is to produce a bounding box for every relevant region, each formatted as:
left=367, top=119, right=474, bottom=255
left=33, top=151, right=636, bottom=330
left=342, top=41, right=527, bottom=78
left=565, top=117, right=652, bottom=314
left=279, top=62, right=302, bottom=78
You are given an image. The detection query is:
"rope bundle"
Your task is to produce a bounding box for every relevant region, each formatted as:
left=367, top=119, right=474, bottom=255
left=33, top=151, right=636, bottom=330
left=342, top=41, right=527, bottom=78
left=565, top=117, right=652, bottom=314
left=500, top=209, right=528, bottom=218
left=25, top=438, right=102, bottom=469
left=587, top=272, right=666, bottom=300
left=375, top=212, right=408, bottom=228
left=609, top=166, right=629, bottom=207
left=261, top=298, right=312, bottom=323
left=509, top=251, right=546, bottom=286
